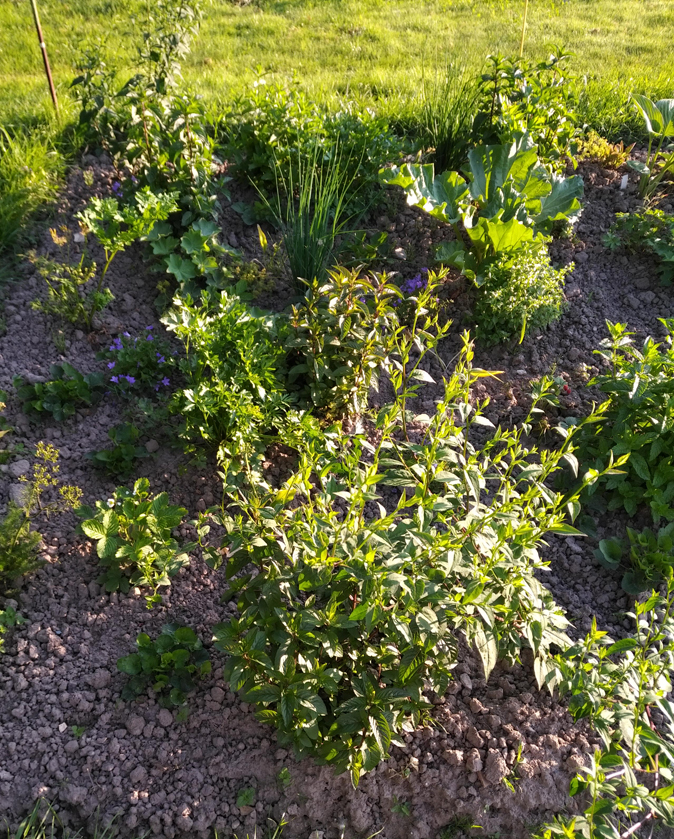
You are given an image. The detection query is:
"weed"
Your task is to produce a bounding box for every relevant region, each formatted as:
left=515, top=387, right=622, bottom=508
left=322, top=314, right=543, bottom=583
left=277, top=767, right=292, bottom=789
left=117, top=623, right=210, bottom=719
left=71, top=725, right=86, bottom=739
left=391, top=798, right=411, bottom=817
left=236, top=787, right=256, bottom=808
left=605, top=210, right=674, bottom=285
left=88, top=423, right=149, bottom=479
left=0, top=606, right=26, bottom=653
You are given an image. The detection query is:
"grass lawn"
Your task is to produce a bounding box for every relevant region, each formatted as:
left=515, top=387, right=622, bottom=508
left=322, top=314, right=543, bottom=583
left=0, top=0, right=672, bottom=252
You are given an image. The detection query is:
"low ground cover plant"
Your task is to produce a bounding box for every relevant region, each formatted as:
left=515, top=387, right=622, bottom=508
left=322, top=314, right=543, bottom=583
left=117, top=624, right=210, bottom=718
left=605, top=209, right=674, bottom=285
left=99, top=327, right=175, bottom=398
left=577, top=130, right=634, bottom=169
left=212, top=327, right=617, bottom=786
left=14, top=363, right=106, bottom=421
left=78, top=477, right=193, bottom=606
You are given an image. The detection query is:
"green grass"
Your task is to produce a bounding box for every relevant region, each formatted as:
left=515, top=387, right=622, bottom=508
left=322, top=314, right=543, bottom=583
left=0, top=0, right=672, bottom=250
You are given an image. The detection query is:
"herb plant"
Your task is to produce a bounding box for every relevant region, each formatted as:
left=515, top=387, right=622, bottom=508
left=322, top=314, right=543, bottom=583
left=88, top=423, right=149, bottom=479
left=578, top=320, right=674, bottom=523
left=78, top=477, right=193, bottom=606
left=117, top=623, right=210, bottom=718
left=212, top=332, right=616, bottom=786
left=628, top=94, right=674, bottom=198
left=14, top=363, right=106, bottom=421
left=472, top=241, right=571, bottom=344
left=604, top=209, right=674, bottom=285
left=162, top=289, right=288, bottom=452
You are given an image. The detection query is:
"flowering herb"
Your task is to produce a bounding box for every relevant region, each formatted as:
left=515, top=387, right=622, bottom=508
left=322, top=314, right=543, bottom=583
left=98, top=328, right=176, bottom=397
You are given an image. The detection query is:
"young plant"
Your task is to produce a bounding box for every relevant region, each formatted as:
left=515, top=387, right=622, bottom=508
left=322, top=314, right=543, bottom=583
left=212, top=330, right=616, bottom=787
left=117, top=623, right=210, bottom=718
left=99, top=327, right=175, bottom=397
left=628, top=94, right=674, bottom=198
left=30, top=227, right=113, bottom=330
left=577, top=320, right=674, bottom=523
left=595, top=524, right=674, bottom=595
left=77, top=477, right=193, bottom=606
left=380, top=134, right=583, bottom=283
left=14, top=363, right=106, bottom=421
left=604, top=209, right=674, bottom=285
left=88, top=423, right=149, bottom=478
left=472, top=241, right=571, bottom=344
left=0, top=442, right=82, bottom=592
left=578, top=131, right=635, bottom=169
left=0, top=606, right=26, bottom=653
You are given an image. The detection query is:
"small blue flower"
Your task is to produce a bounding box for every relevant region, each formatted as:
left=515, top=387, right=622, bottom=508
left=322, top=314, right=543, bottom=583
left=110, top=375, right=119, bottom=384
left=161, top=377, right=170, bottom=387
left=156, top=353, right=166, bottom=363
left=125, top=375, right=136, bottom=385
left=107, top=361, right=116, bottom=370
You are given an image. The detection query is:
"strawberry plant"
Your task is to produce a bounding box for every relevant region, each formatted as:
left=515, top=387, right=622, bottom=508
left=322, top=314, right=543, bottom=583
left=77, top=477, right=193, bottom=606
left=117, top=623, right=210, bottom=718
left=14, top=363, right=106, bottom=421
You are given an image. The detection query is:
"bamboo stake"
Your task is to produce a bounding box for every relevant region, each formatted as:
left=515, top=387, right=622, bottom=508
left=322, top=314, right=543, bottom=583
left=29, top=0, right=59, bottom=114
left=519, top=0, right=529, bottom=58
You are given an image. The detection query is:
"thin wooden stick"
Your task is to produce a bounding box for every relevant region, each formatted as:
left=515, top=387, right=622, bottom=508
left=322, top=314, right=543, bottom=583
left=29, top=0, right=59, bottom=114
left=519, top=0, right=530, bottom=58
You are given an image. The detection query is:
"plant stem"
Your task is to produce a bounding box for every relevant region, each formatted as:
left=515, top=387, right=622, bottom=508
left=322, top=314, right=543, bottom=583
left=519, top=0, right=530, bottom=59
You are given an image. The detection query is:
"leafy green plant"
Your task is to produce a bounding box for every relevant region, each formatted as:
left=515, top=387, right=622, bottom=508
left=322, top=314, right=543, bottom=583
left=418, top=59, right=479, bottom=172
left=595, top=524, right=674, bottom=595
left=236, top=787, right=256, bottom=808
left=0, top=606, right=26, bottom=653
left=473, top=49, right=580, bottom=167
left=117, top=623, right=210, bottom=717
left=30, top=227, right=113, bottom=331
left=0, top=442, right=81, bottom=592
left=88, top=423, right=149, bottom=478
left=472, top=240, right=571, bottom=344
left=535, top=582, right=674, bottom=839
left=286, top=266, right=424, bottom=417
left=578, top=131, right=634, bottom=169
left=578, top=320, right=674, bottom=523
left=98, top=327, right=175, bottom=397
left=604, top=210, right=674, bottom=285
left=391, top=798, right=411, bottom=817
left=380, top=134, right=583, bottom=283
left=212, top=331, right=616, bottom=786
left=628, top=94, right=674, bottom=198
left=77, top=477, right=193, bottom=606
left=162, top=289, right=288, bottom=451
left=14, top=363, right=105, bottom=421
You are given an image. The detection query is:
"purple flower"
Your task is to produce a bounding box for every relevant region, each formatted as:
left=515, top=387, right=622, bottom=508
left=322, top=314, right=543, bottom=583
left=112, top=181, right=122, bottom=195
left=145, top=326, right=154, bottom=331
left=156, top=353, right=166, bottom=363
left=124, top=375, right=136, bottom=384
left=109, top=338, right=122, bottom=351
left=110, top=376, right=119, bottom=384
left=107, top=361, right=116, bottom=370
left=161, top=377, right=170, bottom=387
left=131, top=175, right=138, bottom=184
left=401, top=272, right=427, bottom=295
left=146, top=334, right=153, bottom=342
left=123, top=332, right=130, bottom=338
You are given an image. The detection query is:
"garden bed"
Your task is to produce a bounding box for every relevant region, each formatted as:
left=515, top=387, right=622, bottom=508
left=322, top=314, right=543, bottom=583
left=0, top=148, right=671, bottom=838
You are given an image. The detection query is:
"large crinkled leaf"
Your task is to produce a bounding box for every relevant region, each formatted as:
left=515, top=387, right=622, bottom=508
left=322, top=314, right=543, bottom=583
left=656, top=99, right=674, bottom=136
left=466, top=216, right=534, bottom=259
left=468, top=135, right=538, bottom=206
left=534, top=173, right=583, bottom=228
left=379, top=164, right=468, bottom=223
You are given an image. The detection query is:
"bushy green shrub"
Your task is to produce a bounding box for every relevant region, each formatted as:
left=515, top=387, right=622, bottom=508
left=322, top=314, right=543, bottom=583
left=162, top=290, right=288, bottom=451
left=473, top=242, right=570, bottom=344
left=78, top=477, right=193, bottom=606
left=578, top=320, right=674, bottom=523
left=212, top=332, right=612, bottom=786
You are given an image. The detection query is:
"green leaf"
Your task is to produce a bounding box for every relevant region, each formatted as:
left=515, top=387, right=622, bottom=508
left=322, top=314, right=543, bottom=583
left=379, top=163, right=468, bottom=223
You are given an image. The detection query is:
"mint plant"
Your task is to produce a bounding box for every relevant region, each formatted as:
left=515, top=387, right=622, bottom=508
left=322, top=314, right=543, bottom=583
left=88, top=423, right=149, bottom=479
left=212, top=334, right=616, bottom=786
left=14, top=363, right=106, bottom=421
left=78, top=478, right=193, bottom=606
left=117, top=624, right=210, bottom=718
left=578, top=320, right=674, bottom=523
